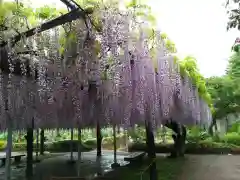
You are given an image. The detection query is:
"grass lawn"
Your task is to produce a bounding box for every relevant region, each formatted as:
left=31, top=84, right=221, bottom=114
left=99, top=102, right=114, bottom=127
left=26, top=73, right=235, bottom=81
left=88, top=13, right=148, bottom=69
left=111, top=156, right=185, bottom=180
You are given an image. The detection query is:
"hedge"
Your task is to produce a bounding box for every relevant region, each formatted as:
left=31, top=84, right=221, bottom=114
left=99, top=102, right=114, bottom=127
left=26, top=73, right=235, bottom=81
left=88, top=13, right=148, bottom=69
left=129, top=141, right=240, bottom=155
left=0, top=140, right=95, bottom=152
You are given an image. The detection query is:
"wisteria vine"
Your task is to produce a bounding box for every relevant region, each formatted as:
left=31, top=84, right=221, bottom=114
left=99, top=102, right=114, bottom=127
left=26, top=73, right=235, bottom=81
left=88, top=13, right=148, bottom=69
left=0, top=3, right=212, bottom=130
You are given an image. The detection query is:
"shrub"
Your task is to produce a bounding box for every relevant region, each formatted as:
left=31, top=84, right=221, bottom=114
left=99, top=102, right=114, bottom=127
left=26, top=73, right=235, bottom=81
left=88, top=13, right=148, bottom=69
left=187, top=127, right=210, bottom=143
left=219, top=132, right=240, bottom=146
left=12, top=143, right=44, bottom=151
left=13, top=143, right=26, bottom=150
left=0, top=141, right=6, bottom=149
left=47, top=140, right=93, bottom=152
left=196, top=140, right=238, bottom=149
left=0, top=140, right=94, bottom=152
left=83, top=138, right=97, bottom=147
left=129, top=140, right=240, bottom=154
left=128, top=127, right=146, bottom=143
left=0, top=133, right=7, bottom=141
left=102, top=137, right=113, bottom=144
left=228, top=121, right=240, bottom=133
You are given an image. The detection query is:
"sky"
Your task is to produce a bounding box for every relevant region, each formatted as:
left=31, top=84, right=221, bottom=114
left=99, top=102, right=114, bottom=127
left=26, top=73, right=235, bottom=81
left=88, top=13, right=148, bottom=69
left=15, top=0, right=240, bottom=77
left=148, top=0, right=239, bottom=77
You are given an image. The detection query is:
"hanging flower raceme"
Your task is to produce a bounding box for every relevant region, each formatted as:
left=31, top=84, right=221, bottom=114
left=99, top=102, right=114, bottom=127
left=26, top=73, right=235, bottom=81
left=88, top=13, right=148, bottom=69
left=156, top=56, right=175, bottom=122
left=129, top=30, right=146, bottom=126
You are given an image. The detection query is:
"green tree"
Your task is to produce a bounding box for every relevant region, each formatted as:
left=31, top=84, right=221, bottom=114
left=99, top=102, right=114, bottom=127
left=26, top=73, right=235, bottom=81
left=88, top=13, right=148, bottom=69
left=206, top=76, right=240, bottom=131
left=206, top=39, right=240, bottom=133
left=227, top=51, right=240, bottom=80
left=206, top=76, right=237, bottom=118
left=226, top=0, right=240, bottom=30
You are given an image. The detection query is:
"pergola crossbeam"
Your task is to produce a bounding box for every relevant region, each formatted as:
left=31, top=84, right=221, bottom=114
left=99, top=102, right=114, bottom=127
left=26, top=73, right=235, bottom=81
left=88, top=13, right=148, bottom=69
left=0, top=8, right=87, bottom=48
left=60, top=0, right=78, bottom=10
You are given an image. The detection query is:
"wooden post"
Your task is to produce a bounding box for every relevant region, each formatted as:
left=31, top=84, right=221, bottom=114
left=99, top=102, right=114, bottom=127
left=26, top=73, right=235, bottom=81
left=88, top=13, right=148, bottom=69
left=125, top=129, right=128, bottom=152
left=77, top=127, right=81, bottom=176
left=35, top=129, right=40, bottom=162
left=56, top=128, right=60, bottom=137
left=26, top=118, right=34, bottom=178
left=40, top=129, right=44, bottom=155
left=96, top=121, right=102, bottom=157
left=113, top=124, right=117, bottom=163
left=5, top=107, right=12, bottom=180
left=111, top=124, right=120, bottom=168
left=3, top=76, right=12, bottom=180
left=69, top=128, right=74, bottom=162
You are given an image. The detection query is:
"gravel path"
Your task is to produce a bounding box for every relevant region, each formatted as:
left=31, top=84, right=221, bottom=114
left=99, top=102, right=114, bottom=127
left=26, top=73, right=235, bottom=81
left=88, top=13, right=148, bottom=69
left=178, top=155, right=240, bottom=180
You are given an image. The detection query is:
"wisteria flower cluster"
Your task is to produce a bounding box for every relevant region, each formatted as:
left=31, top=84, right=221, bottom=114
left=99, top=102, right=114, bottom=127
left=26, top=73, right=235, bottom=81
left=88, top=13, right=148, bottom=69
left=0, top=5, right=212, bottom=130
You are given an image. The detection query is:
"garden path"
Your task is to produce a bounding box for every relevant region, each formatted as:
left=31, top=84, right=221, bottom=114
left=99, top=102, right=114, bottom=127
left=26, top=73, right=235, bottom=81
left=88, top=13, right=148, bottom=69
left=178, top=155, right=240, bottom=180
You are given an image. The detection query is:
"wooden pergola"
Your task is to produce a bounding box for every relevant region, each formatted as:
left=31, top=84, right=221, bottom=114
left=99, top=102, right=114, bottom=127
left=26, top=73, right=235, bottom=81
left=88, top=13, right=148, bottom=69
left=0, top=1, right=213, bottom=180
left=0, top=1, right=102, bottom=180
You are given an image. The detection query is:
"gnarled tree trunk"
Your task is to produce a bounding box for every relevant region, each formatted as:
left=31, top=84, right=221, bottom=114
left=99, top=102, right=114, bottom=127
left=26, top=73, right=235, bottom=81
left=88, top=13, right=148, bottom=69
left=145, top=121, right=158, bottom=180
left=165, top=120, right=186, bottom=158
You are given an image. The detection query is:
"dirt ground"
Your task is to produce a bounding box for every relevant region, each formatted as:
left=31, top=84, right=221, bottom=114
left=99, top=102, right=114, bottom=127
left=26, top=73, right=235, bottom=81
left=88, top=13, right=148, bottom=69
left=178, top=155, right=240, bottom=180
